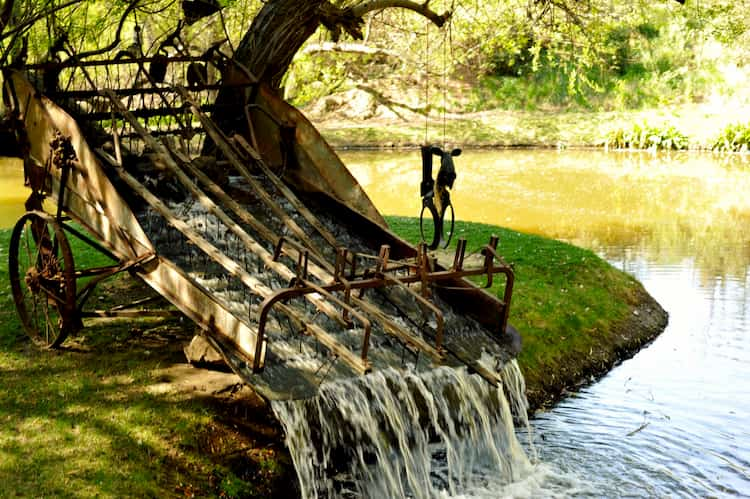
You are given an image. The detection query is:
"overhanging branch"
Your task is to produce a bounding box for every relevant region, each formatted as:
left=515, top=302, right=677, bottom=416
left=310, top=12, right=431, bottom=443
left=349, top=0, right=451, bottom=28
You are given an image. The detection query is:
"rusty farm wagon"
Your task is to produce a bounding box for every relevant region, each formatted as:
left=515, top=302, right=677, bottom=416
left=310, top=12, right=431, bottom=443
left=2, top=53, right=518, bottom=400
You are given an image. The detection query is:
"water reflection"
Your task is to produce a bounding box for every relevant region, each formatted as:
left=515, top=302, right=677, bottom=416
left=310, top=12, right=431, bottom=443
left=340, top=148, right=750, bottom=497
left=341, top=149, right=750, bottom=281
left=0, top=157, right=25, bottom=229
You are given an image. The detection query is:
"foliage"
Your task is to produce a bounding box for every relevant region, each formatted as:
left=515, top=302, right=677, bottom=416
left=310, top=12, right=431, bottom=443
left=605, top=121, right=689, bottom=150
left=712, top=122, right=750, bottom=152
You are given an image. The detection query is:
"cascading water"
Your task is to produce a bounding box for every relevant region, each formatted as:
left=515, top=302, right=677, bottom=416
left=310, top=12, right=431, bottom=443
left=273, top=360, right=536, bottom=498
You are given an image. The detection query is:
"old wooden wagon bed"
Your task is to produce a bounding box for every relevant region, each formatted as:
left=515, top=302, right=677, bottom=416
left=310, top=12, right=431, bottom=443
left=2, top=54, right=518, bottom=400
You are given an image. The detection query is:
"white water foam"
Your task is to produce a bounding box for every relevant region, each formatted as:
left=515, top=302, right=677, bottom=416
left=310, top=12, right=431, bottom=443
left=272, top=360, right=562, bottom=498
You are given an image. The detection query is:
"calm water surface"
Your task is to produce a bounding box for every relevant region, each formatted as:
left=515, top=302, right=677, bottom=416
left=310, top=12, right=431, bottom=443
left=2, top=150, right=749, bottom=496
left=340, top=149, right=750, bottom=497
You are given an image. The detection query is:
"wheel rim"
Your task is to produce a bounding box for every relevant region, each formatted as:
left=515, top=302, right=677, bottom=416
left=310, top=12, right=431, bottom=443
left=9, top=212, right=76, bottom=348
left=420, top=204, right=440, bottom=250
left=441, top=203, right=455, bottom=249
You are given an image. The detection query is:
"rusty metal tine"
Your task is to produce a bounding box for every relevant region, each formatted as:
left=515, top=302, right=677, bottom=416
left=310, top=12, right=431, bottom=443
left=383, top=273, right=445, bottom=355
left=158, top=141, right=349, bottom=327
left=453, top=238, right=467, bottom=271
left=116, top=166, right=365, bottom=373
left=349, top=296, right=443, bottom=362
left=168, top=142, right=278, bottom=243
left=418, top=242, right=430, bottom=298
left=303, top=280, right=372, bottom=361
left=257, top=283, right=372, bottom=372
left=376, top=245, right=390, bottom=273
left=233, top=134, right=341, bottom=250
left=175, top=86, right=329, bottom=264
left=480, top=243, right=515, bottom=334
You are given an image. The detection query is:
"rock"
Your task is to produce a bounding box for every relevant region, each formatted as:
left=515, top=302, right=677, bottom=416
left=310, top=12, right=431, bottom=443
left=184, top=334, right=227, bottom=368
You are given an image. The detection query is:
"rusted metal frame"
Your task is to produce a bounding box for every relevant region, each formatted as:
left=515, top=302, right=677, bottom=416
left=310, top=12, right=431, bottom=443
left=60, top=221, right=117, bottom=261
left=81, top=309, right=180, bottom=318
left=479, top=242, right=514, bottom=334
left=273, top=236, right=443, bottom=361
left=47, top=82, right=253, bottom=100
left=176, top=86, right=329, bottom=262
left=233, top=134, right=340, bottom=250
left=106, top=113, right=367, bottom=373
left=14, top=70, right=146, bottom=259
left=371, top=244, right=446, bottom=353
left=80, top=291, right=181, bottom=319
left=24, top=54, right=221, bottom=71
left=453, top=238, right=468, bottom=271
left=271, top=235, right=342, bottom=283
left=74, top=251, right=156, bottom=313
left=380, top=273, right=445, bottom=355
left=165, top=142, right=278, bottom=243
left=256, top=280, right=373, bottom=370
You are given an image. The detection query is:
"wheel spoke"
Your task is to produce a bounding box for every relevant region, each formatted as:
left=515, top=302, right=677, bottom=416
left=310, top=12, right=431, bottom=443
left=10, top=212, right=75, bottom=348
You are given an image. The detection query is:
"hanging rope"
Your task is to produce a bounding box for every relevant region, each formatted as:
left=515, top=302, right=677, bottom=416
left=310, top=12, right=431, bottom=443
left=424, top=20, right=430, bottom=145
left=442, top=21, right=447, bottom=150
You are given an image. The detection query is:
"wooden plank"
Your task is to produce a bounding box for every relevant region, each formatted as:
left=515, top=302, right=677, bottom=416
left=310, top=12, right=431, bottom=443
left=103, top=99, right=369, bottom=372
left=233, top=134, right=340, bottom=249
left=9, top=72, right=151, bottom=258
left=175, top=86, right=331, bottom=263
left=140, top=255, right=264, bottom=367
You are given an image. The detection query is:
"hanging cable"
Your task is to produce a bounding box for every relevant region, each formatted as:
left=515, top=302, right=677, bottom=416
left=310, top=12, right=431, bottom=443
left=424, top=20, right=430, bottom=145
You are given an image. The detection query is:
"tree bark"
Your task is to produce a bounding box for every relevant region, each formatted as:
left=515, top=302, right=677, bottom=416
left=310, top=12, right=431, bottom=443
left=234, top=0, right=325, bottom=91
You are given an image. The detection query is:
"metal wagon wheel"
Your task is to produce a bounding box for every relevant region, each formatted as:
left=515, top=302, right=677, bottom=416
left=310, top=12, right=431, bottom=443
left=9, top=211, right=77, bottom=348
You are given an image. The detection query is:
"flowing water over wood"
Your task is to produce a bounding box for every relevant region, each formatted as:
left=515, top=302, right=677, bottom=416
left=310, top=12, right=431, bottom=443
left=340, top=148, right=750, bottom=496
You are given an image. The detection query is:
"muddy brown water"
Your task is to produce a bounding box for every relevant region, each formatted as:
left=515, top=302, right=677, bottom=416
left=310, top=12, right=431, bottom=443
left=3, top=150, right=749, bottom=496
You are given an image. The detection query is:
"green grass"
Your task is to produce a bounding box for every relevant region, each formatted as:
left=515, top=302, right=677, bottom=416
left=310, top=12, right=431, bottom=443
left=315, top=101, right=750, bottom=150
left=385, top=216, right=644, bottom=403
left=0, top=227, right=290, bottom=498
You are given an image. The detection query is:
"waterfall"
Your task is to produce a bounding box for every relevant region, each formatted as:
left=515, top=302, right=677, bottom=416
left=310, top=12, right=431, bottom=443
left=272, top=360, right=535, bottom=498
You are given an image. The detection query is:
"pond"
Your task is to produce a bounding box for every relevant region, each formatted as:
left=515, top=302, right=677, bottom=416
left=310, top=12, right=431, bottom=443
left=339, top=148, right=750, bottom=497
left=0, top=157, right=26, bottom=229
left=1, top=149, right=749, bottom=496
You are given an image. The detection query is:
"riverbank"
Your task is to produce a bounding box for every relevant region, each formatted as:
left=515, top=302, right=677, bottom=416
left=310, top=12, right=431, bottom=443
left=310, top=97, right=750, bottom=150
left=0, top=218, right=667, bottom=496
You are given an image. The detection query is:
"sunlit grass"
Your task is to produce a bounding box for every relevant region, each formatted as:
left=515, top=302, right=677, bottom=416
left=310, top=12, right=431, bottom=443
left=316, top=101, right=750, bottom=150
left=385, top=216, right=645, bottom=406
left=0, top=228, right=287, bottom=498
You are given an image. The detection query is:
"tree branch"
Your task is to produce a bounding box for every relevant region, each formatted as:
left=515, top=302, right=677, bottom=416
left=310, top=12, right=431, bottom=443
left=0, top=0, right=15, bottom=35
left=301, top=41, right=401, bottom=59
left=70, top=0, right=140, bottom=60
left=0, top=0, right=83, bottom=42
left=349, top=0, right=451, bottom=28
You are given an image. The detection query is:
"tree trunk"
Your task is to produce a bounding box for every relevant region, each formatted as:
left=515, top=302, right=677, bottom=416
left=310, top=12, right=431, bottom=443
left=207, top=0, right=324, bottom=151
left=235, top=0, right=325, bottom=92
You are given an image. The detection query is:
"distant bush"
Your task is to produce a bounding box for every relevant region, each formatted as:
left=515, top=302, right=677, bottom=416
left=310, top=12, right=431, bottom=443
left=604, top=122, right=689, bottom=150
left=712, top=122, right=750, bottom=152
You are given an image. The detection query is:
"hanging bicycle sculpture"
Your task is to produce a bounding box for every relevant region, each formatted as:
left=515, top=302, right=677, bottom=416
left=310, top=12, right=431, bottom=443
left=419, top=145, right=460, bottom=250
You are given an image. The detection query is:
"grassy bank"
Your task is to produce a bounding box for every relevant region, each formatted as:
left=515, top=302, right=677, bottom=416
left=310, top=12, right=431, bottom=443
left=313, top=101, right=750, bottom=150
left=0, top=218, right=666, bottom=496
left=385, top=217, right=667, bottom=408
